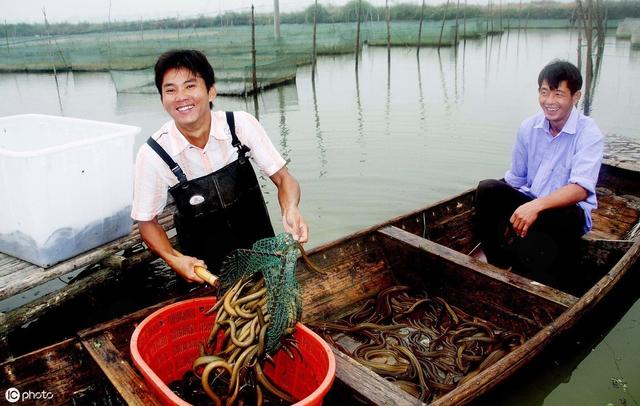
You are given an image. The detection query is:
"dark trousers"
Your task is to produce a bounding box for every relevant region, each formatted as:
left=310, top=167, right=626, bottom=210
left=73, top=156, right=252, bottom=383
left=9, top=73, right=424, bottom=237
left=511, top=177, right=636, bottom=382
left=475, top=179, right=585, bottom=275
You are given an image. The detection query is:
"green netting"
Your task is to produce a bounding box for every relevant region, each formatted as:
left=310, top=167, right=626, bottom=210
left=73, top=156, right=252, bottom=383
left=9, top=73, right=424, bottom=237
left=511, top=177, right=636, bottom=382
left=0, top=20, right=521, bottom=91
left=218, top=233, right=302, bottom=355
left=616, top=18, right=640, bottom=39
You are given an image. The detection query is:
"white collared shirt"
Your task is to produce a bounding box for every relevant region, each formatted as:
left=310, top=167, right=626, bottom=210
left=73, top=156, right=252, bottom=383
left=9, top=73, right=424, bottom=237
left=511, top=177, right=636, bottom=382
left=131, top=110, right=285, bottom=221
left=504, top=107, right=604, bottom=232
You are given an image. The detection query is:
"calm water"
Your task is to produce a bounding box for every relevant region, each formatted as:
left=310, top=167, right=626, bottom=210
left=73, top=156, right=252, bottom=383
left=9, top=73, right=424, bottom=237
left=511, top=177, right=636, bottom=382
left=1, top=29, right=639, bottom=405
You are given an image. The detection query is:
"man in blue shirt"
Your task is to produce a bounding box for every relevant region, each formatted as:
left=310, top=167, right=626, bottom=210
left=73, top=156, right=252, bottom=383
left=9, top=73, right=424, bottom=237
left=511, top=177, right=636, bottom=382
left=475, top=60, right=603, bottom=275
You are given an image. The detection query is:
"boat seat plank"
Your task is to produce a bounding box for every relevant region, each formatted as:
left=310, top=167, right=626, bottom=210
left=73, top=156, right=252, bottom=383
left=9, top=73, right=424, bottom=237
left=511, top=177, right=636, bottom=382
left=0, top=205, right=176, bottom=301
left=331, top=347, right=423, bottom=406
left=377, top=225, right=579, bottom=308
left=80, top=333, right=162, bottom=406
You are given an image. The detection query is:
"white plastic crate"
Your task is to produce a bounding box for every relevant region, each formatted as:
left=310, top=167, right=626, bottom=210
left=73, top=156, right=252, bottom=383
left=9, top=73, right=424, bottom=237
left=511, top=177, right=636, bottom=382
left=0, top=114, right=140, bottom=267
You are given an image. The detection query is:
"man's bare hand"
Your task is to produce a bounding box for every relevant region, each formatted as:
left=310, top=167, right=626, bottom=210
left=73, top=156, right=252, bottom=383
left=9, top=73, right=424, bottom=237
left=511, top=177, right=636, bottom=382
left=170, top=255, right=207, bottom=283
left=510, top=200, right=543, bottom=238
left=282, top=205, right=309, bottom=243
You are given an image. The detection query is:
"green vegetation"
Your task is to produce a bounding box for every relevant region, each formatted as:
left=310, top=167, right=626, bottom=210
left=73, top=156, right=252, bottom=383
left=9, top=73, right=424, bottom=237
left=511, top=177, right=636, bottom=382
left=3, top=1, right=639, bottom=39
left=2, top=1, right=637, bottom=95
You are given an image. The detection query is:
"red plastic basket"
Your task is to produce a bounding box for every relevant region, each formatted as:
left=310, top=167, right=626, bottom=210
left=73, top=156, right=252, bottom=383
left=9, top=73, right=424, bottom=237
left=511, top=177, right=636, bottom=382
left=130, top=297, right=335, bottom=406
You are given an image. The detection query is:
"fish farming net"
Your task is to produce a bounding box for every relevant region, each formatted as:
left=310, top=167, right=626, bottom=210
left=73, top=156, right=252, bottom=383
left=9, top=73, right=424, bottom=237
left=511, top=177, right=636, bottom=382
left=0, top=23, right=359, bottom=94
left=365, top=21, right=460, bottom=47
left=616, top=18, right=640, bottom=39
left=218, top=232, right=302, bottom=355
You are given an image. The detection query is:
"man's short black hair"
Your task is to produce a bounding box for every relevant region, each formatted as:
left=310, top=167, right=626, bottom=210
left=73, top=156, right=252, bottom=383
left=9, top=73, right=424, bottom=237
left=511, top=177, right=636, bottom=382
left=538, top=60, right=582, bottom=95
left=154, top=49, right=216, bottom=95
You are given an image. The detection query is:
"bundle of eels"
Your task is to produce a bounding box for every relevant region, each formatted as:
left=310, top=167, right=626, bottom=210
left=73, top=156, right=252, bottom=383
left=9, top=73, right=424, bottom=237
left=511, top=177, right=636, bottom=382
left=191, top=274, right=300, bottom=406
left=309, top=286, right=525, bottom=403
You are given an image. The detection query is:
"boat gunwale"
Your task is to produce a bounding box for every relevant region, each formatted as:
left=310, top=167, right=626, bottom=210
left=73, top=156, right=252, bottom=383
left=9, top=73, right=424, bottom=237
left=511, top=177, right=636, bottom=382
left=430, top=237, right=640, bottom=405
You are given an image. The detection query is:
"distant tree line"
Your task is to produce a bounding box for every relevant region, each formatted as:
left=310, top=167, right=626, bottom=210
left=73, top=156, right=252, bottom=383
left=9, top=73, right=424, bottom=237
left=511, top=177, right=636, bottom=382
left=3, top=0, right=639, bottom=39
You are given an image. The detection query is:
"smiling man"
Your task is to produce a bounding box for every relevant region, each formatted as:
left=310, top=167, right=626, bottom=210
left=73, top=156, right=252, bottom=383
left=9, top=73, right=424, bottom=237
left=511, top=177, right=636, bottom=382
left=131, top=50, right=308, bottom=283
left=474, top=60, right=603, bottom=275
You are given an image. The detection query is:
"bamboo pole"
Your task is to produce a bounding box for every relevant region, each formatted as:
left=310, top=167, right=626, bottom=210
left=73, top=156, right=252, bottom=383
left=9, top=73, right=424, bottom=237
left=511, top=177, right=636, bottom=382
left=355, top=0, right=361, bottom=68
left=439, top=0, right=451, bottom=48
left=107, top=0, right=112, bottom=69
left=518, top=0, right=523, bottom=31
left=251, top=4, right=258, bottom=94
left=41, top=8, right=63, bottom=115
left=312, top=0, right=318, bottom=78
left=273, top=0, right=281, bottom=39
left=385, top=0, right=391, bottom=56
left=4, top=20, right=9, bottom=55
left=455, top=0, right=461, bottom=45
left=418, top=0, right=425, bottom=53
left=463, top=0, right=467, bottom=39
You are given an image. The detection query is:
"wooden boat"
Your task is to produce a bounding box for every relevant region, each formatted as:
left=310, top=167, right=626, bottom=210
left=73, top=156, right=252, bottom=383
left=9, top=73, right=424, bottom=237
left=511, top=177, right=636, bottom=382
left=1, top=161, right=639, bottom=405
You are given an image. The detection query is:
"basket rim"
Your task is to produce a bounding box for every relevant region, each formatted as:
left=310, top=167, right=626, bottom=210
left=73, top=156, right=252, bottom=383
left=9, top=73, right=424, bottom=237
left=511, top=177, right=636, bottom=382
left=130, top=297, right=336, bottom=405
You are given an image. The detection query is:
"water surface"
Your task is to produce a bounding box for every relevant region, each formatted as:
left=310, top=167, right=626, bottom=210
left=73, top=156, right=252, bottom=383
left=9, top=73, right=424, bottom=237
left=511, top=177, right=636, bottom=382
left=0, top=28, right=638, bottom=405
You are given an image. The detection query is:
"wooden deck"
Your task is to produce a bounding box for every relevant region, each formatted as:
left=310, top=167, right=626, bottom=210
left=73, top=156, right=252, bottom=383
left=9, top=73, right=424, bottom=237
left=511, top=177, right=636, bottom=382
left=0, top=205, right=176, bottom=302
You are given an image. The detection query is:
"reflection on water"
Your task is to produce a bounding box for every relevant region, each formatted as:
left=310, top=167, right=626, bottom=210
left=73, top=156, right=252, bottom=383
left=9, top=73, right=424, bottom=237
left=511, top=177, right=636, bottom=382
left=1, top=29, right=639, bottom=405
left=1, top=30, right=638, bottom=244
left=277, top=86, right=291, bottom=161
left=311, top=76, right=328, bottom=177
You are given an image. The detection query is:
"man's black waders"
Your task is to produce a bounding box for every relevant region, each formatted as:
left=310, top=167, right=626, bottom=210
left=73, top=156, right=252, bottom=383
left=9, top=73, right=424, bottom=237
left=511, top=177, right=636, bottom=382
left=146, top=112, right=275, bottom=272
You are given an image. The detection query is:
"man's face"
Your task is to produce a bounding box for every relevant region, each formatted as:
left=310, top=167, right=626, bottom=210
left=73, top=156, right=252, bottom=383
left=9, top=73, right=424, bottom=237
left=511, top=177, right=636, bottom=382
left=160, top=67, right=215, bottom=130
left=538, top=79, right=581, bottom=130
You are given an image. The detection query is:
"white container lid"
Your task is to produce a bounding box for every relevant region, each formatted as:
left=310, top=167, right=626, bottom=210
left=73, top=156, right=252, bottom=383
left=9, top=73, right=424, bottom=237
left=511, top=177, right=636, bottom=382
left=0, top=114, right=141, bottom=157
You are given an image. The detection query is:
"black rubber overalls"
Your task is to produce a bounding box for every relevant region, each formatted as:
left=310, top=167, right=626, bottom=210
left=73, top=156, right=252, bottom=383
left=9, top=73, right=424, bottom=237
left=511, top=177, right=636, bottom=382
left=146, top=111, right=275, bottom=273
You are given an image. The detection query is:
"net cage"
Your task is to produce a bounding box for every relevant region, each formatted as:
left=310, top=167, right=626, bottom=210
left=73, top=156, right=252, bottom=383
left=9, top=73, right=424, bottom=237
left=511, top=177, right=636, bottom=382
left=1, top=19, right=509, bottom=91
left=0, top=22, right=358, bottom=95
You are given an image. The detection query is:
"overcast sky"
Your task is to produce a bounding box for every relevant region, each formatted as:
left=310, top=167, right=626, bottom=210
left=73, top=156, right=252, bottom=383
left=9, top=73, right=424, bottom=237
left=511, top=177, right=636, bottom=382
left=3, top=0, right=528, bottom=24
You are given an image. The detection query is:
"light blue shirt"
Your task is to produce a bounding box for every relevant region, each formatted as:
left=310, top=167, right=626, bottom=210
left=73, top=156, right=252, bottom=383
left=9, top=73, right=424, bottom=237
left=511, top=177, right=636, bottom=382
left=504, top=107, right=603, bottom=233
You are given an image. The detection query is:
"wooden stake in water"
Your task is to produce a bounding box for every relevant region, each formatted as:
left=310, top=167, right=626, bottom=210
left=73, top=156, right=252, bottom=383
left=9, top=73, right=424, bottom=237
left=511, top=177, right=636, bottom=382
left=251, top=5, right=258, bottom=94
left=455, top=0, right=461, bottom=45
left=463, top=0, right=468, bottom=39
left=4, top=20, right=9, bottom=56
left=273, top=0, right=281, bottom=39
left=312, top=0, right=318, bottom=79
left=417, top=0, right=425, bottom=54
left=439, top=0, right=451, bottom=48
left=385, top=0, right=391, bottom=57
left=107, top=0, right=112, bottom=69
left=41, top=8, right=63, bottom=115
left=518, top=0, right=523, bottom=31
left=355, top=0, right=361, bottom=68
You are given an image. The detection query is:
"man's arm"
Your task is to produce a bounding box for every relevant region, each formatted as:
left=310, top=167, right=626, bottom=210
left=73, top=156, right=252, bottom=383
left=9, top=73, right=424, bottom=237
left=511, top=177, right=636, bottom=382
left=510, top=183, right=588, bottom=237
left=138, top=218, right=206, bottom=283
left=269, top=166, right=308, bottom=243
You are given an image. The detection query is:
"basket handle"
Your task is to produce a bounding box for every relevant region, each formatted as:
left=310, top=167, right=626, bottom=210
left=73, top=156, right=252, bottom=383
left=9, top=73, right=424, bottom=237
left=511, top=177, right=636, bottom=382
left=194, top=266, right=219, bottom=287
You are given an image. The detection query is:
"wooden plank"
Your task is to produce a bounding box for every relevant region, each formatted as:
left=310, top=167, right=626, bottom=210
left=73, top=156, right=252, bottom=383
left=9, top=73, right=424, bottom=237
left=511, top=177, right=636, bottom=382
left=80, top=332, right=162, bottom=406
left=331, top=347, right=423, bottom=406
left=377, top=225, right=579, bottom=308
left=0, top=338, right=113, bottom=406
left=0, top=205, right=176, bottom=301
left=0, top=238, right=172, bottom=337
